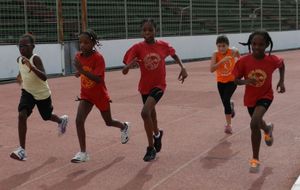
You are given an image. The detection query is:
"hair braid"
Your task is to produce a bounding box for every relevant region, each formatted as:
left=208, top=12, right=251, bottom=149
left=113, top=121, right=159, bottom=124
left=239, top=30, right=273, bottom=55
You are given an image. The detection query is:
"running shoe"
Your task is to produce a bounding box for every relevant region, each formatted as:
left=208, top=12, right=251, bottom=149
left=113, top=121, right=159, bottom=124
left=58, top=115, right=69, bottom=136
left=143, top=146, right=156, bottom=162
left=249, top=159, right=260, bottom=173
left=121, top=122, right=130, bottom=144
left=264, top=123, right=274, bottom=146
left=10, top=146, right=27, bottom=161
left=224, top=125, right=233, bottom=134
left=71, top=152, right=89, bottom=163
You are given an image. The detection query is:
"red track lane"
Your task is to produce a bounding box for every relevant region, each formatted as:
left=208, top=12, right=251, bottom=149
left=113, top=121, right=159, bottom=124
left=0, top=49, right=300, bottom=190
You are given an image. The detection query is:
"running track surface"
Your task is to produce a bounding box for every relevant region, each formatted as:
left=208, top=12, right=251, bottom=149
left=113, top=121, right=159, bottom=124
left=1, top=50, right=300, bottom=190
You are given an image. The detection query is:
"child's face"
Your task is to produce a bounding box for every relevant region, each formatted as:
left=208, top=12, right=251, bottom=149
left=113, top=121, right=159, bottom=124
left=18, top=38, right=34, bottom=58
left=142, top=22, right=156, bottom=43
left=217, top=43, right=229, bottom=54
left=251, top=35, right=267, bottom=58
left=79, top=34, right=94, bottom=55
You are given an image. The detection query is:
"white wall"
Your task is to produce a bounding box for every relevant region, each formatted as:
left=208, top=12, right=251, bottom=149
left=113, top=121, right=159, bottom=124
left=0, top=45, right=20, bottom=79
left=101, top=30, right=300, bottom=65
left=0, top=44, right=63, bottom=80
left=1, top=31, right=299, bottom=80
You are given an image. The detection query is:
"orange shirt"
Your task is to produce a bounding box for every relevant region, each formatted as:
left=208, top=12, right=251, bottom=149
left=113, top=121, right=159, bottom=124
left=215, top=49, right=236, bottom=83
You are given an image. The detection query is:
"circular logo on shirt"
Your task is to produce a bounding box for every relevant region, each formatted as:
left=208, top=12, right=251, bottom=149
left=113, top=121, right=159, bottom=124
left=143, top=53, right=161, bottom=71
left=247, top=69, right=267, bottom=87
left=221, top=59, right=234, bottom=76
left=81, top=66, right=95, bottom=89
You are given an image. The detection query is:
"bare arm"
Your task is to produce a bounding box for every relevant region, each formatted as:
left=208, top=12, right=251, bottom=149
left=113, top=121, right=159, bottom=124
left=21, top=56, right=47, bottom=81
left=171, top=54, right=188, bottom=83
left=234, top=77, right=257, bottom=86
left=16, top=57, right=22, bottom=84
left=276, top=62, right=285, bottom=93
left=210, top=52, right=231, bottom=73
left=122, top=57, right=139, bottom=75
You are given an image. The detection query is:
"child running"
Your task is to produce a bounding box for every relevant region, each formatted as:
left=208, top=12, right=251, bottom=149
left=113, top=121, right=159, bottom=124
left=122, top=19, right=188, bottom=162
left=233, top=30, right=285, bottom=173
left=71, top=29, right=130, bottom=163
left=10, top=33, right=69, bottom=161
left=210, top=35, right=240, bottom=134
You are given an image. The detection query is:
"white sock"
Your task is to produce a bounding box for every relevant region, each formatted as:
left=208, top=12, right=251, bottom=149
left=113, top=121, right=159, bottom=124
left=154, top=131, right=160, bottom=138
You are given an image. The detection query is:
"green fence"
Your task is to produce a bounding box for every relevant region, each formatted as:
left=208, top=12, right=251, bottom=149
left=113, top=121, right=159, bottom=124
left=0, top=0, right=299, bottom=44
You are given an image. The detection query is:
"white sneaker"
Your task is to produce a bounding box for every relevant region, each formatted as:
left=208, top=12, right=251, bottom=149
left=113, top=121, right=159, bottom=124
left=121, top=122, right=130, bottom=144
left=58, top=115, right=68, bottom=136
left=10, top=146, right=27, bottom=161
left=71, top=152, right=89, bottom=163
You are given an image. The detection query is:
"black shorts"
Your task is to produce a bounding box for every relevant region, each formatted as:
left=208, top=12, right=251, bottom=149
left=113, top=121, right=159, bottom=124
left=18, top=89, right=53, bottom=120
left=247, top=99, right=272, bottom=116
left=141, top=87, right=164, bottom=104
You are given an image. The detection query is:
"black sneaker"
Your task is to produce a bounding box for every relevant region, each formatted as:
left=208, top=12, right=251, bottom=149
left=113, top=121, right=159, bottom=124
left=143, top=146, right=156, bottom=162
left=153, top=130, right=163, bottom=153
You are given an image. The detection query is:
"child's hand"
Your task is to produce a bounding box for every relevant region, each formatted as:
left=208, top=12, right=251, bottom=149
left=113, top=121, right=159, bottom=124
left=231, top=47, right=240, bottom=58
left=178, top=67, right=188, bottom=83
left=74, top=58, right=84, bottom=73
left=21, top=57, right=33, bottom=72
left=122, top=65, right=130, bottom=75
left=221, top=56, right=232, bottom=63
left=122, top=58, right=139, bottom=75
left=276, top=81, right=285, bottom=93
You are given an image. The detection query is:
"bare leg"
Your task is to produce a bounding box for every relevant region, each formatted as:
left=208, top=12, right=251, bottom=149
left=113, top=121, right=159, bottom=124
left=250, top=106, right=267, bottom=160
left=151, top=108, right=159, bottom=136
left=49, top=114, right=61, bottom=124
left=75, top=100, right=93, bottom=152
left=225, top=114, right=232, bottom=126
left=18, top=110, right=28, bottom=149
left=141, top=97, right=157, bottom=147
left=100, top=105, right=125, bottom=130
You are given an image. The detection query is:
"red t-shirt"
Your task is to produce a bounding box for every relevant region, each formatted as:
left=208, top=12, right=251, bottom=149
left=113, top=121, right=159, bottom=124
left=123, top=40, right=176, bottom=94
left=233, top=54, right=283, bottom=107
left=76, top=51, right=110, bottom=103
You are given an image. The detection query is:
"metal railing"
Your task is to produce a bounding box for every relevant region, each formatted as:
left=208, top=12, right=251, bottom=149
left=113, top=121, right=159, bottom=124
left=0, top=0, right=299, bottom=44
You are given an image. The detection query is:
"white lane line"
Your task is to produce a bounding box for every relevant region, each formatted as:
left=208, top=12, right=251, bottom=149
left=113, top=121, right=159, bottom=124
left=150, top=101, right=300, bottom=190
left=15, top=108, right=206, bottom=189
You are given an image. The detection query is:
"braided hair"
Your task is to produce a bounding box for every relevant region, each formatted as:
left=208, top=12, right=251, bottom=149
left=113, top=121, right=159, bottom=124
left=79, top=29, right=101, bottom=47
left=239, top=30, right=273, bottom=55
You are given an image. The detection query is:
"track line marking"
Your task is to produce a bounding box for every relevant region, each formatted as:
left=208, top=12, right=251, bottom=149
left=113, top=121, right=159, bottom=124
left=150, top=101, right=300, bottom=190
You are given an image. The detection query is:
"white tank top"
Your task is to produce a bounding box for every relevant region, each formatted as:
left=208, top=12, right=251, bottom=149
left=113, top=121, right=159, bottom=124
left=18, top=54, right=51, bottom=100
